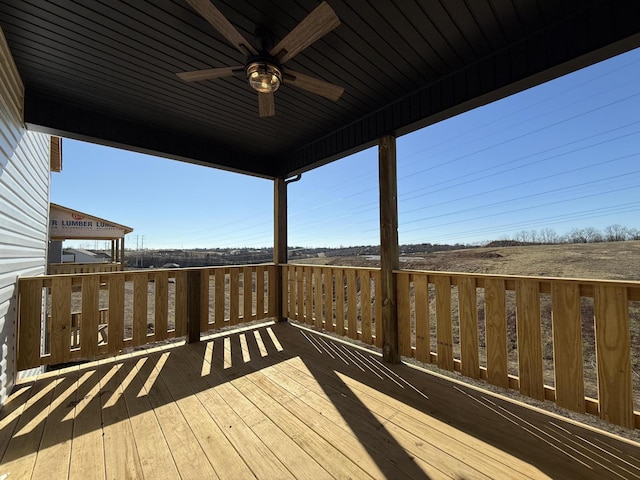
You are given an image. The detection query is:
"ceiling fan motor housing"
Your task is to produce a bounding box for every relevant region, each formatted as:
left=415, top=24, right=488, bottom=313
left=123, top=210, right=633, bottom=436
left=245, top=55, right=283, bottom=93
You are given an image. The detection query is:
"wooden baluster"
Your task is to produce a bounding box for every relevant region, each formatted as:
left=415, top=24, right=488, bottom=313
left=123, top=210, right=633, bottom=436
left=155, top=271, right=169, bottom=341
left=594, top=285, right=633, bottom=428
left=459, top=277, right=479, bottom=379
left=484, top=278, right=508, bottom=389
left=515, top=280, right=544, bottom=400
left=435, top=276, right=454, bottom=371
left=396, top=272, right=411, bottom=357
left=17, top=278, right=43, bottom=370
left=414, top=274, right=429, bottom=363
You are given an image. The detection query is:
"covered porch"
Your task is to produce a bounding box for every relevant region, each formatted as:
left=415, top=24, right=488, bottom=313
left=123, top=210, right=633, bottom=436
left=1, top=1, right=640, bottom=477
left=3, top=320, right=639, bottom=479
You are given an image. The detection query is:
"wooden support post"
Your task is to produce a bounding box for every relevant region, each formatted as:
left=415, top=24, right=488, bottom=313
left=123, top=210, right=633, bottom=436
left=379, top=134, right=400, bottom=363
left=187, top=270, right=201, bottom=343
left=274, top=177, right=288, bottom=322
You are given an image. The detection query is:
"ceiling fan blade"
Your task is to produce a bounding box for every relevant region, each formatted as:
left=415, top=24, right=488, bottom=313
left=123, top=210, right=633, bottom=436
left=286, top=70, right=344, bottom=101
left=176, top=66, right=243, bottom=82
left=185, top=0, right=257, bottom=56
left=270, top=1, right=339, bottom=64
left=258, top=92, right=276, bottom=117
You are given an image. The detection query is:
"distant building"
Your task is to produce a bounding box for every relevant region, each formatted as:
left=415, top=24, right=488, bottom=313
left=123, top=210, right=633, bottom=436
left=62, top=248, right=111, bottom=264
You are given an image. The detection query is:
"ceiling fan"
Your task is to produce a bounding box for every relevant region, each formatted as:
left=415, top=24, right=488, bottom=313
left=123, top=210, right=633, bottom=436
left=177, top=0, right=345, bottom=117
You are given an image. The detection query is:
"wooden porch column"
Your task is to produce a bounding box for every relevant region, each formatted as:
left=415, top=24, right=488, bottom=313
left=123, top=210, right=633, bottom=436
left=120, top=237, right=125, bottom=266
left=379, top=134, right=400, bottom=363
left=274, top=177, right=287, bottom=322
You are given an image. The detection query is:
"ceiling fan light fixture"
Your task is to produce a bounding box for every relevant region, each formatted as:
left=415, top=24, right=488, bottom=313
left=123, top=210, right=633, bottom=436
left=246, top=62, right=282, bottom=93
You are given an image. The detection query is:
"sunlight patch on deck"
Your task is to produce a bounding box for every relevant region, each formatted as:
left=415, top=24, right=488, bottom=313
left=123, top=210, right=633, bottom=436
left=266, top=327, right=283, bottom=351
left=201, top=341, right=213, bottom=376
left=239, top=334, right=251, bottom=363
left=137, top=352, right=170, bottom=398
left=16, top=371, right=94, bottom=437
left=104, top=359, right=145, bottom=408
left=253, top=330, right=268, bottom=357
left=224, top=337, right=232, bottom=369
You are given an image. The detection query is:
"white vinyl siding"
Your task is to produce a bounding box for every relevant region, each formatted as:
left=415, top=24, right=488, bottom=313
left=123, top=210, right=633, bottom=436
left=0, top=29, right=50, bottom=404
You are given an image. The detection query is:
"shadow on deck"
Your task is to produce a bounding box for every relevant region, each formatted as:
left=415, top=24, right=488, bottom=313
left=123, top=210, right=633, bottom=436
left=1, top=321, right=639, bottom=479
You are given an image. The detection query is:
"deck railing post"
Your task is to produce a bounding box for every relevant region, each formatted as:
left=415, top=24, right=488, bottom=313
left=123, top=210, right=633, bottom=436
left=379, top=134, right=400, bottom=363
left=274, top=177, right=288, bottom=322
left=187, top=269, right=201, bottom=343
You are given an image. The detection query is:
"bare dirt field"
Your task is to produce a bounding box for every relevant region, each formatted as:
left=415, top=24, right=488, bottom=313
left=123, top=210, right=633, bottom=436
left=298, top=240, right=640, bottom=281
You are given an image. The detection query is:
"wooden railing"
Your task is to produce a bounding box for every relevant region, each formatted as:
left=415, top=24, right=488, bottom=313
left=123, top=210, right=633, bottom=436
left=283, top=264, right=640, bottom=429
left=48, top=262, right=122, bottom=275
left=18, top=262, right=639, bottom=429
left=282, top=264, right=382, bottom=345
left=17, top=264, right=276, bottom=371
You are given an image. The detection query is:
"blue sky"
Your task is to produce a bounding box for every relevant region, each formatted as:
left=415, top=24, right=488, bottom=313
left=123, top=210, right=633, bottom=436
left=53, top=47, right=640, bottom=250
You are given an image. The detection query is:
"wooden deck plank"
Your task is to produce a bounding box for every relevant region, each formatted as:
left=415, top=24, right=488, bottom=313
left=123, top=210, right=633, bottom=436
left=117, top=355, right=180, bottom=478
left=167, top=344, right=297, bottom=479
left=266, top=349, right=513, bottom=479
left=4, top=322, right=640, bottom=480
left=191, top=330, right=387, bottom=479
left=98, top=360, right=145, bottom=480
left=133, top=351, right=219, bottom=479
left=0, top=372, right=61, bottom=478
left=286, top=324, right=640, bottom=478
left=68, top=368, right=106, bottom=480
left=212, top=375, right=333, bottom=479
left=206, top=333, right=395, bottom=479
left=260, top=361, right=433, bottom=479
left=152, top=341, right=255, bottom=479
left=0, top=382, right=37, bottom=461
left=29, top=370, right=78, bottom=480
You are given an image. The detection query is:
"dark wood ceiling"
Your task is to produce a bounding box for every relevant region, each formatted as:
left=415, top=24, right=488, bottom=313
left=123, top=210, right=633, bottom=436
left=1, top=1, right=639, bottom=178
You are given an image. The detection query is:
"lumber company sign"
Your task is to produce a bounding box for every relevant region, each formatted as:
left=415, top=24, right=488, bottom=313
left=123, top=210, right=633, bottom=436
left=49, top=204, right=130, bottom=239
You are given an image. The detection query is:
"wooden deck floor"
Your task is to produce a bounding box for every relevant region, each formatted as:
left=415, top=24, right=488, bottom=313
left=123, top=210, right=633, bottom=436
left=1, top=321, right=639, bottom=479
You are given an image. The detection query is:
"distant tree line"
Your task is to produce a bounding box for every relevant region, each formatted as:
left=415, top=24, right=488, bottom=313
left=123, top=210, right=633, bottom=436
left=505, top=224, right=640, bottom=245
